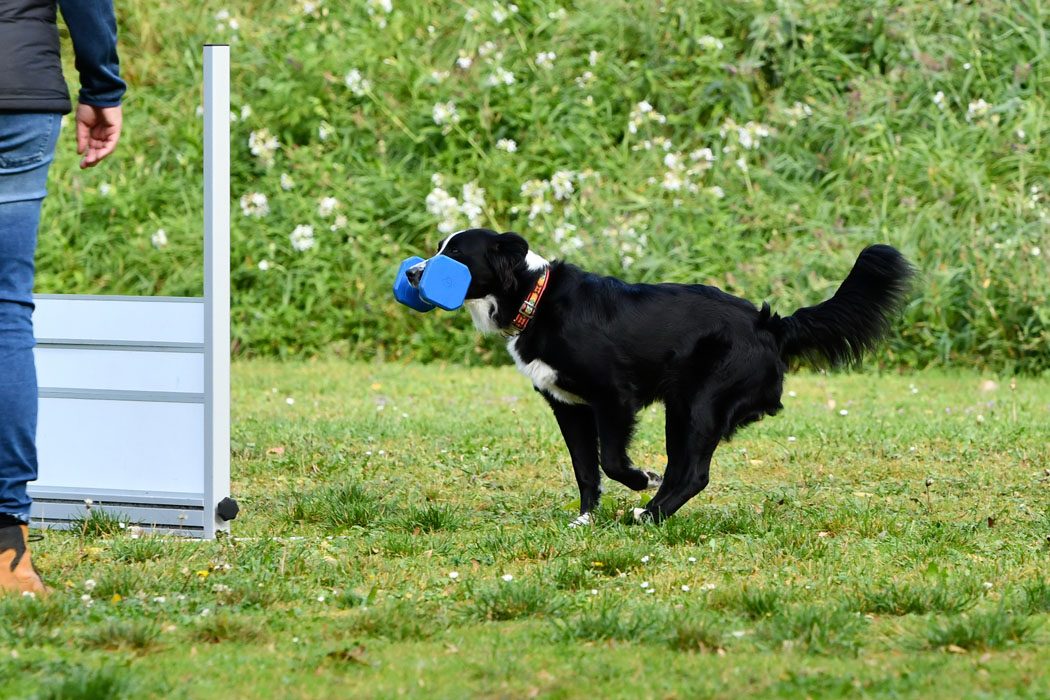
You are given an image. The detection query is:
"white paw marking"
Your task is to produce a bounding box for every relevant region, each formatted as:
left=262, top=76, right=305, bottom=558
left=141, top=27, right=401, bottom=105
left=644, top=470, right=663, bottom=490
left=569, top=512, right=592, bottom=528
left=632, top=508, right=648, bottom=522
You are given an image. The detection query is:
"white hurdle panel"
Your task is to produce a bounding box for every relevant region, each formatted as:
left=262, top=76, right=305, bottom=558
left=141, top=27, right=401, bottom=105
left=27, top=45, right=234, bottom=538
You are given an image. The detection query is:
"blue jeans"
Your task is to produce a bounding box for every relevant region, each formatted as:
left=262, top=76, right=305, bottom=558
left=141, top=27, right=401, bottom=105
left=0, top=113, right=62, bottom=523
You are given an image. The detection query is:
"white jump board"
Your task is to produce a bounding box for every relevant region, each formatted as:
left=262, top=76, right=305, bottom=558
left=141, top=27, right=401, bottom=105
left=29, top=295, right=209, bottom=535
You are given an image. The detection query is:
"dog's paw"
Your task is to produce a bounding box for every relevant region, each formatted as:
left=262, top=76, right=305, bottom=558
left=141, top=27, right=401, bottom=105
left=643, top=470, right=663, bottom=490
left=631, top=507, right=650, bottom=522
left=569, top=512, right=592, bottom=528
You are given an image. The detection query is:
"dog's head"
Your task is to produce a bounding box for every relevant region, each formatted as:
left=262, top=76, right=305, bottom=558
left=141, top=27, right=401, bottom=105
left=406, top=228, right=531, bottom=299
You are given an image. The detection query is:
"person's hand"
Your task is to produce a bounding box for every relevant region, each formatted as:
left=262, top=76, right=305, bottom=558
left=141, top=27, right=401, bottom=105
left=75, top=104, right=122, bottom=168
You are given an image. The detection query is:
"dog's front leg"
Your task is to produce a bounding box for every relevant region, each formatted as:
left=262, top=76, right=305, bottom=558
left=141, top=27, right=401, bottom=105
left=593, top=405, right=655, bottom=492
left=542, top=393, right=601, bottom=525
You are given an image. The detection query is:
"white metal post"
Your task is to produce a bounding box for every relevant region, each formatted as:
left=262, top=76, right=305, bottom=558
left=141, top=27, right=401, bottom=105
left=203, top=45, right=231, bottom=538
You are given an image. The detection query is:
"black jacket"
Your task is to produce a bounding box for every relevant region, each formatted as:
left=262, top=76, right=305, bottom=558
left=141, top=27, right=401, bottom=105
left=0, top=0, right=125, bottom=114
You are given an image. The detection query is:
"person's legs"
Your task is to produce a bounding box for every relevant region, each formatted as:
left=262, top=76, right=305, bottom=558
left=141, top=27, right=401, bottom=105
left=0, top=112, right=61, bottom=594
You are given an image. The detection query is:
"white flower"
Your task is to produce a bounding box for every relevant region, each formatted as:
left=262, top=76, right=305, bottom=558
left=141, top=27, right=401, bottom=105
left=662, top=170, right=684, bottom=191
left=345, top=69, right=372, bottom=96
left=432, top=101, right=460, bottom=126
left=551, top=171, right=575, bottom=200
left=690, top=148, right=715, bottom=166
left=153, top=596, right=166, bottom=603
left=478, top=41, right=498, bottom=58
left=687, top=557, right=696, bottom=562
left=640, top=581, right=650, bottom=588
left=151, top=229, right=168, bottom=249
left=933, top=91, right=946, bottom=110
left=465, top=7, right=479, bottom=22
left=460, top=182, right=486, bottom=225
left=240, top=192, right=270, bottom=217
left=788, top=436, right=796, bottom=442
left=663, top=152, right=684, bottom=170
left=784, top=101, right=812, bottom=126
left=249, top=128, right=280, bottom=165
left=496, top=138, right=517, bottom=152
left=698, top=35, right=724, bottom=50
left=535, top=52, right=556, bottom=70
left=280, top=173, right=295, bottom=190
left=258, top=260, right=271, bottom=271
left=201, top=608, right=211, bottom=617
left=589, top=50, right=599, bottom=66
left=318, top=196, right=340, bottom=217
left=963, top=62, right=972, bottom=70
left=99, top=183, right=112, bottom=196
left=286, top=397, right=295, bottom=405
left=735, top=157, right=748, bottom=172
left=491, top=4, right=508, bottom=23
left=318, top=120, right=334, bottom=141
left=708, top=186, right=725, bottom=198
left=966, top=98, right=992, bottom=122
left=501, top=574, right=513, bottom=582
left=84, top=579, right=97, bottom=591
left=456, top=51, right=473, bottom=69
left=575, top=71, right=596, bottom=88
left=641, top=555, right=650, bottom=563
left=1032, top=247, right=1041, bottom=257
left=681, top=585, right=691, bottom=592
left=521, top=179, right=550, bottom=198
left=290, top=225, right=315, bottom=252
left=296, top=0, right=322, bottom=16
left=548, top=8, right=566, bottom=19
left=840, top=409, right=849, bottom=416
left=330, top=214, right=348, bottom=232
left=628, top=101, right=666, bottom=134
left=426, top=183, right=460, bottom=233
left=982, top=581, right=994, bottom=590
left=552, top=223, right=576, bottom=243
left=367, top=0, right=392, bottom=27
left=484, top=67, right=515, bottom=86
left=430, top=70, right=450, bottom=83
left=449, top=571, right=460, bottom=579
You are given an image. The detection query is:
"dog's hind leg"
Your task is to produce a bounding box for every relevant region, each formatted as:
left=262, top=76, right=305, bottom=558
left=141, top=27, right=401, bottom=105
left=543, top=395, right=602, bottom=523
left=640, top=398, right=720, bottom=523
left=641, top=432, right=718, bottom=523
left=651, top=400, right=690, bottom=497
left=593, top=405, right=653, bottom=492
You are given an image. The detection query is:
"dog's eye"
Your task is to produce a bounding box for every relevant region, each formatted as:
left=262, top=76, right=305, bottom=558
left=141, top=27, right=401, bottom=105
left=449, top=247, right=460, bottom=255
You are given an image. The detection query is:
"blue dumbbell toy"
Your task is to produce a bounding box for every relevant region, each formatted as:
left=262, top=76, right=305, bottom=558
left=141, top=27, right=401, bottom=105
left=393, top=255, right=471, bottom=312
left=393, top=257, right=435, bottom=312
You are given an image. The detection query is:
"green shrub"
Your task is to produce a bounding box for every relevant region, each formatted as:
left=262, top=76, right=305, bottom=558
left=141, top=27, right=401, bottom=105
left=38, top=0, right=1050, bottom=371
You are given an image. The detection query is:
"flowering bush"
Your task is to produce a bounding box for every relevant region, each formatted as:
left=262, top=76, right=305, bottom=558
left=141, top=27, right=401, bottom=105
left=34, top=0, right=1050, bottom=370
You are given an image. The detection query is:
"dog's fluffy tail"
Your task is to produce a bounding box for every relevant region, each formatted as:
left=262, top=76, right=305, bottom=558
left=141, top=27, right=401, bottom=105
left=768, top=245, right=914, bottom=367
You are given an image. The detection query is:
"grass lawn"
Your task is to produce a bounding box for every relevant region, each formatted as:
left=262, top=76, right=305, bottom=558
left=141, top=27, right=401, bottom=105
left=5, top=360, right=1050, bottom=699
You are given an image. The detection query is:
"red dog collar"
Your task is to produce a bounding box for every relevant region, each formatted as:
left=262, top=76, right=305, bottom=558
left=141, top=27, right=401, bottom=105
left=503, top=267, right=550, bottom=337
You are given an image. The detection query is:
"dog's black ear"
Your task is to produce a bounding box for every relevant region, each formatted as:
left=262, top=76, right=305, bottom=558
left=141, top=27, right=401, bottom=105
left=487, top=232, right=529, bottom=292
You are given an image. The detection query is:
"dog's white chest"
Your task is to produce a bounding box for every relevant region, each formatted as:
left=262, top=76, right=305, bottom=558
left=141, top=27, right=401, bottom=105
left=507, top=338, right=585, bottom=405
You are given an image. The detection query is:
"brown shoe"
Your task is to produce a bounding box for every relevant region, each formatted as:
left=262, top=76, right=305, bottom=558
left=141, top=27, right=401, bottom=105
left=0, top=524, right=46, bottom=596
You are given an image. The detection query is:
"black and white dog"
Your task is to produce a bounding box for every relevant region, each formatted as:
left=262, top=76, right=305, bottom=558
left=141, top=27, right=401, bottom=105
left=407, top=229, right=913, bottom=525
